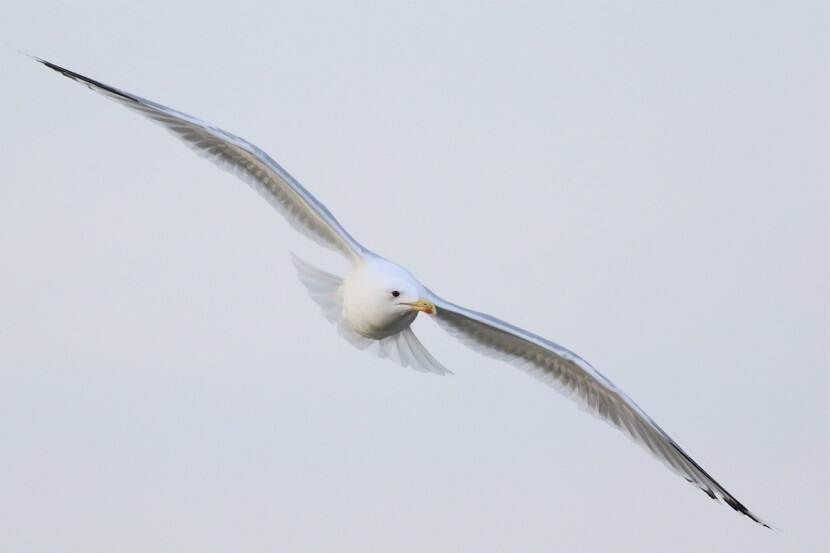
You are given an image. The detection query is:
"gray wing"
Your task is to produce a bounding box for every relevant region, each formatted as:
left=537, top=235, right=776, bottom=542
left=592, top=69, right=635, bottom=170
left=36, top=58, right=367, bottom=264
left=430, top=296, right=769, bottom=527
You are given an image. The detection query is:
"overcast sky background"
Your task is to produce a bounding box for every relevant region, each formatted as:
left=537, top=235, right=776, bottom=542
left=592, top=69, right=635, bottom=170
left=1, top=2, right=827, bottom=552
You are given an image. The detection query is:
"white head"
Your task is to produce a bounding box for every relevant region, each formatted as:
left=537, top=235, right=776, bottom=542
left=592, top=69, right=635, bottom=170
left=341, top=256, right=436, bottom=339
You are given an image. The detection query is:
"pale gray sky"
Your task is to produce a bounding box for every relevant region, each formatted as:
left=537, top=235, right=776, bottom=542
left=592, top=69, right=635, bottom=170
left=1, top=2, right=827, bottom=552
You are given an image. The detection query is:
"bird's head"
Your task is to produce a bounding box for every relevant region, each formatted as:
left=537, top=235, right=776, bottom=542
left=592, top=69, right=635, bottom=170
left=390, top=288, right=435, bottom=315
left=356, top=258, right=437, bottom=322
left=375, top=270, right=435, bottom=316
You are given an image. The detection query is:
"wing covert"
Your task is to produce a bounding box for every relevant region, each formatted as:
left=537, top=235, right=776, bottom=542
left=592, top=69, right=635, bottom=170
left=37, top=58, right=367, bottom=263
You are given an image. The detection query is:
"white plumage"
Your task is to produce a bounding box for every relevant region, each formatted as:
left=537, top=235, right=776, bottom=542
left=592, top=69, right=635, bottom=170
left=34, top=57, right=769, bottom=528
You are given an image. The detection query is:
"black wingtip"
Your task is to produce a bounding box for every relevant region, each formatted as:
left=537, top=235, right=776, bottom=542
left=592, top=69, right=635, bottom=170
left=32, top=56, right=139, bottom=104
left=719, top=493, right=773, bottom=530
left=665, top=441, right=772, bottom=530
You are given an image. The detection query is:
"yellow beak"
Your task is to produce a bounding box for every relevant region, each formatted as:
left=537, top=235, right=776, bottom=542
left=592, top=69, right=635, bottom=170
left=405, top=299, right=436, bottom=315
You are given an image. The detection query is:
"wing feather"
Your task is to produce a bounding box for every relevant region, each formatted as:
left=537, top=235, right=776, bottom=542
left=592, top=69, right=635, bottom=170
left=37, top=58, right=367, bottom=263
left=430, top=296, right=769, bottom=527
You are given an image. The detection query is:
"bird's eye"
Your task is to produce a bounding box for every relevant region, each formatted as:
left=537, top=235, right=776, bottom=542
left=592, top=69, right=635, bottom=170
left=391, top=291, right=400, bottom=298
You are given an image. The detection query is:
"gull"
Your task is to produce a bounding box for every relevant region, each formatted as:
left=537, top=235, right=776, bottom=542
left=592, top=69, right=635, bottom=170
left=33, top=57, right=768, bottom=527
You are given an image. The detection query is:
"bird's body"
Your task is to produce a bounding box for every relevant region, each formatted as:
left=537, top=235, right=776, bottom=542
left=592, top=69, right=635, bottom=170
left=340, top=256, right=424, bottom=340
left=33, top=57, right=769, bottom=528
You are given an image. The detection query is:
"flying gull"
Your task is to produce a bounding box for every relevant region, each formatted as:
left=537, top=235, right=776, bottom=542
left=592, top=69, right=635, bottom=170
left=32, top=57, right=769, bottom=528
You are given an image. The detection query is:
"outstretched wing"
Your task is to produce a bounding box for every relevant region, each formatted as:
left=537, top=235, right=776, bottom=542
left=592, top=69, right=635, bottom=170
left=36, top=58, right=367, bottom=264
left=430, top=296, right=769, bottom=527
